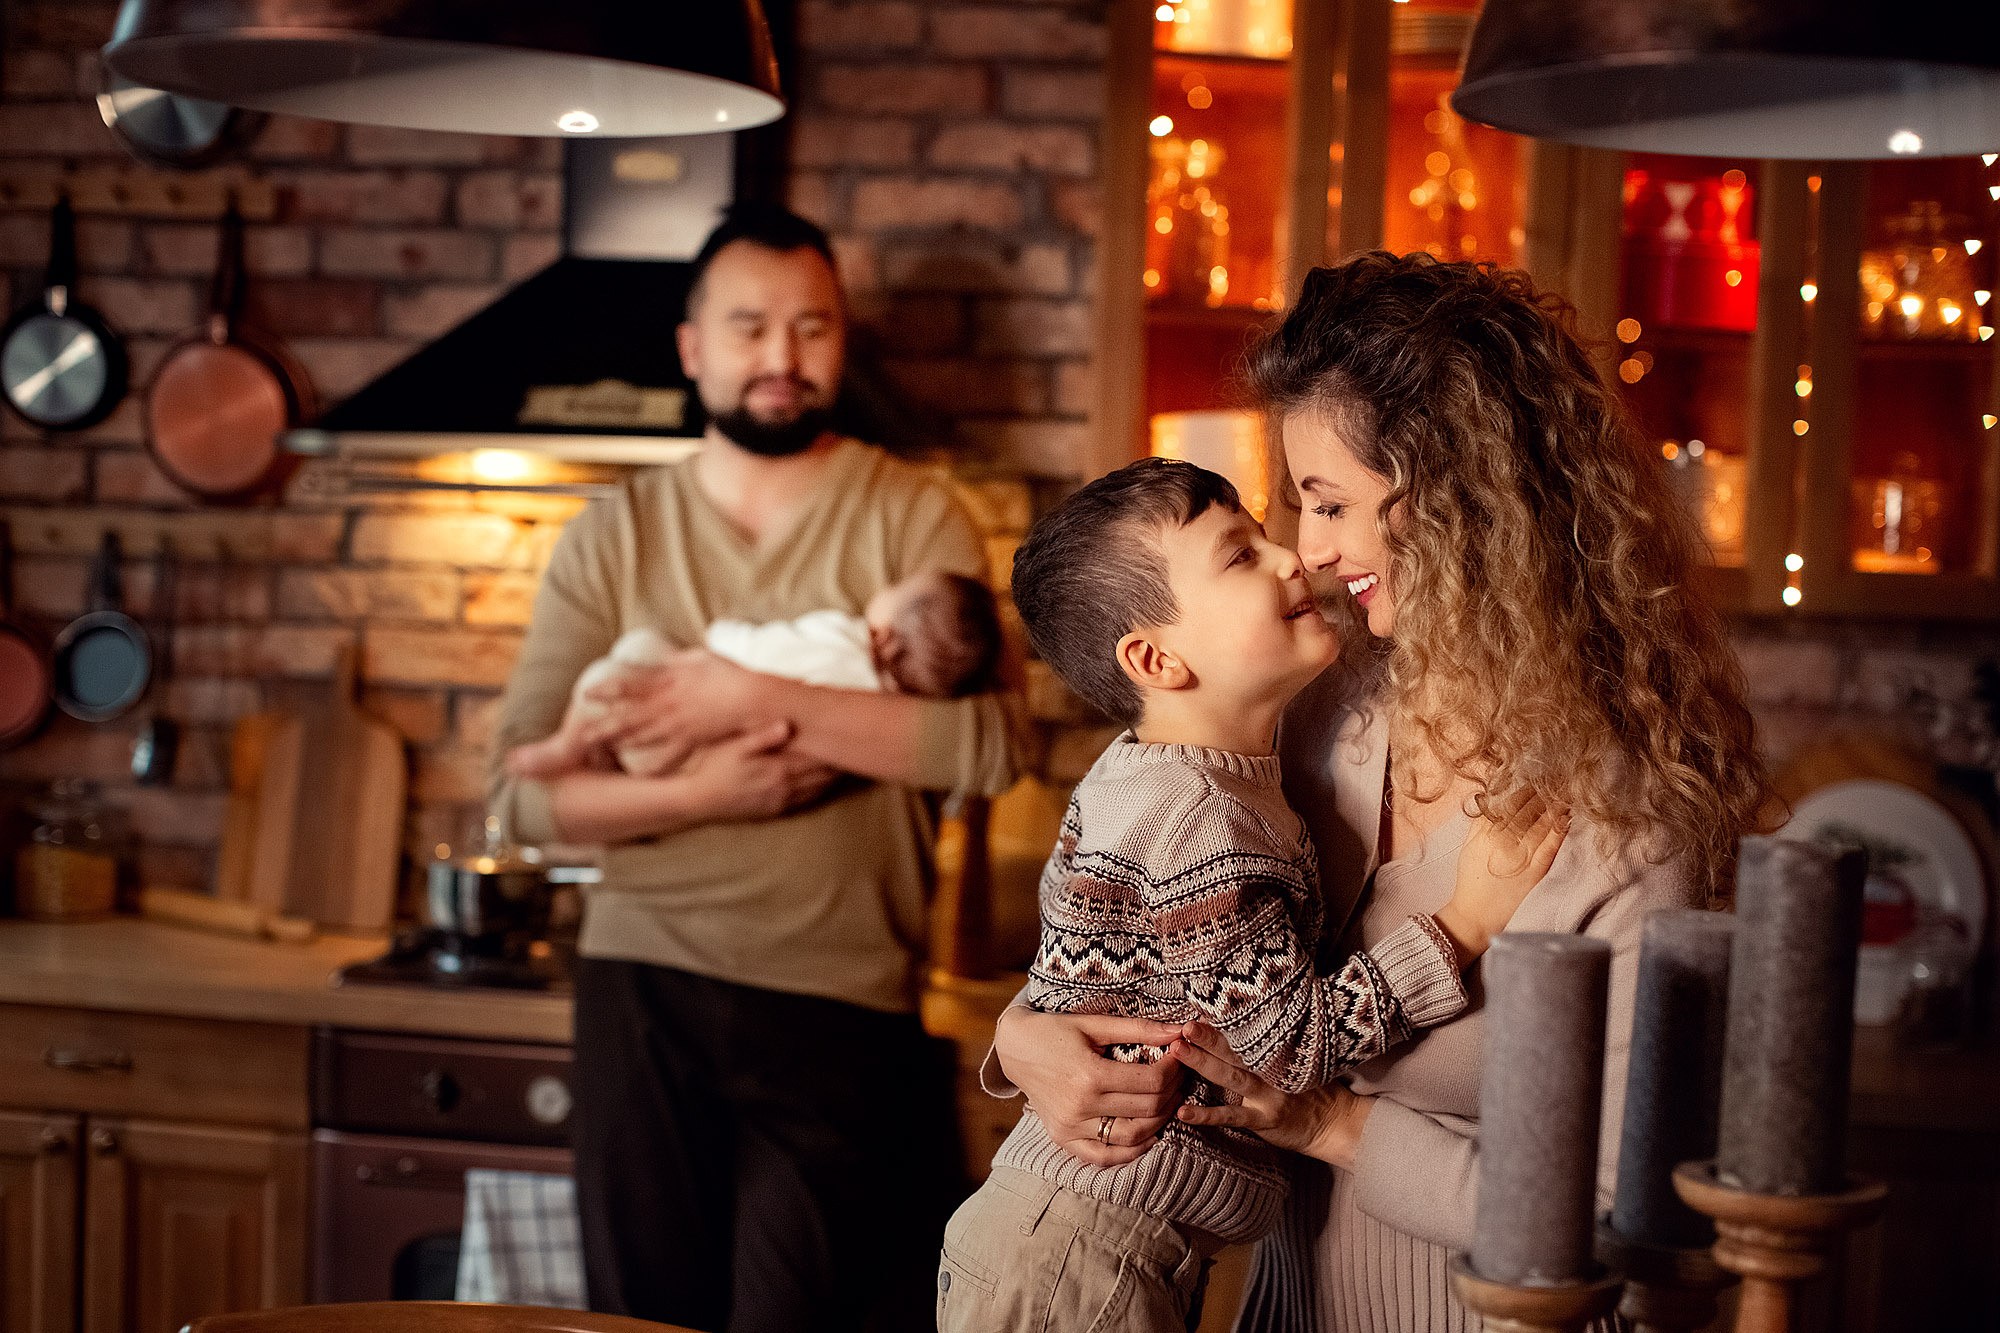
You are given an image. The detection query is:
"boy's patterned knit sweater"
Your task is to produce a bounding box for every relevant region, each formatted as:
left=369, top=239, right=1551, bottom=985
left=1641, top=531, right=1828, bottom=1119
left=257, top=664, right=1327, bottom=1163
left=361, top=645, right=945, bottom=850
left=988, top=733, right=1467, bottom=1244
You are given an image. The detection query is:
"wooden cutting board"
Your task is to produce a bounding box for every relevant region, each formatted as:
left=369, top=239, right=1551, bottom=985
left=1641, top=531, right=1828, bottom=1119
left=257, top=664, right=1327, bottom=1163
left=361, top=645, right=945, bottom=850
left=272, top=644, right=407, bottom=931
left=213, top=708, right=296, bottom=909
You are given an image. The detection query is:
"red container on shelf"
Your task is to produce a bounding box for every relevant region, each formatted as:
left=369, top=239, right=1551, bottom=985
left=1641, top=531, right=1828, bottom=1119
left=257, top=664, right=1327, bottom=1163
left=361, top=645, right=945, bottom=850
left=1621, top=168, right=1760, bottom=333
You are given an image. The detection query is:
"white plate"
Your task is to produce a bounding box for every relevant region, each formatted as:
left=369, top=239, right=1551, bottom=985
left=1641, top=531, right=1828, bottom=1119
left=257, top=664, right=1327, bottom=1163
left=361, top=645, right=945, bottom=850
left=1781, top=778, right=1987, bottom=948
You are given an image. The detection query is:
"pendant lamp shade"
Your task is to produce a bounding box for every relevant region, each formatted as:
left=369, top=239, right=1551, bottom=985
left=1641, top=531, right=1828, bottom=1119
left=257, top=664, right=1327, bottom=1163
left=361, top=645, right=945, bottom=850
left=102, top=0, right=784, bottom=138
left=1452, top=0, right=2000, bottom=160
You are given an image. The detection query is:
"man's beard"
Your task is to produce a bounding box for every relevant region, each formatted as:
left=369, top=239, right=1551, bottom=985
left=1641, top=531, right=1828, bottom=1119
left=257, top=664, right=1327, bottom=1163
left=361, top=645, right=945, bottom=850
left=708, top=404, right=834, bottom=457
left=706, top=376, right=835, bottom=458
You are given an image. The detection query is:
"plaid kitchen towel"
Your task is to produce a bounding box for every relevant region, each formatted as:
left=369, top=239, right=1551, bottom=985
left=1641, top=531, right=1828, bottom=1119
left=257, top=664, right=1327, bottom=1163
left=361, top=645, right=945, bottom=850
left=455, top=1169, right=586, bottom=1309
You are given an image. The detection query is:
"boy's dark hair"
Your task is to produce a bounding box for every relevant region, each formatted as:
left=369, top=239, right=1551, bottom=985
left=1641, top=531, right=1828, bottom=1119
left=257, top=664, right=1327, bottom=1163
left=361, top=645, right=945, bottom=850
left=686, top=203, right=837, bottom=313
left=1011, top=458, right=1241, bottom=726
left=893, top=573, right=1004, bottom=698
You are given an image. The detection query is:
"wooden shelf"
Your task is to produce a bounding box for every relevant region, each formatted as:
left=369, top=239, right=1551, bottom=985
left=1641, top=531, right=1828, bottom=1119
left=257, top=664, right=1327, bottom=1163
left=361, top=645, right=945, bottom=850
left=1144, top=301, right=1274, bottom=332
left=1856, top=339, right=1995, bottom=363
left=1151, top=47, right=1289, bottom=72
left=1629, top=326, right=1755, bottom=354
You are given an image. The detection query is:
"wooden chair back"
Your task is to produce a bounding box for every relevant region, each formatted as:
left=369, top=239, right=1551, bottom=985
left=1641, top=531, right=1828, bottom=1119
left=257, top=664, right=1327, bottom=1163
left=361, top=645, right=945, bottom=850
left=182, top=1302, right=699, bottom=1333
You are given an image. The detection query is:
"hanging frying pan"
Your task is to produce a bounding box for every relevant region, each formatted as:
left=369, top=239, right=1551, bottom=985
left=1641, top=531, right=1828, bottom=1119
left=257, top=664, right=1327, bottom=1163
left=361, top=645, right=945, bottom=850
left=0, top=520, right=54, bottom=749
left=53, top=532, right=151, bottom=723
left=0, top=197, right=128, bottom=431
left=145, top=200, right=315, bottom=502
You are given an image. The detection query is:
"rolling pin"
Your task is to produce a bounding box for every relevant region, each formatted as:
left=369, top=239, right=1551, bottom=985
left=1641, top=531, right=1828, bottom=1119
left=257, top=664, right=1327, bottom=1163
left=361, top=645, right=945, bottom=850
left=139, top=887, right=318, bottom=943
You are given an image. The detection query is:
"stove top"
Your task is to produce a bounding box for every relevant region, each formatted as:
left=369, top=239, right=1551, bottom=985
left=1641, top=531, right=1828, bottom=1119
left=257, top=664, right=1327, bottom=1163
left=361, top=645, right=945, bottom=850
left=335, top=928, right=572, bottom=992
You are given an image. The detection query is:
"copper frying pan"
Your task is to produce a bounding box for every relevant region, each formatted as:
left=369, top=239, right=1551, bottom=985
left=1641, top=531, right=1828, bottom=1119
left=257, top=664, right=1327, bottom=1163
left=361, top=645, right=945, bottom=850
left=0, top=519, right=53, bottom=749
left=145, top=200, right=315, bottom=502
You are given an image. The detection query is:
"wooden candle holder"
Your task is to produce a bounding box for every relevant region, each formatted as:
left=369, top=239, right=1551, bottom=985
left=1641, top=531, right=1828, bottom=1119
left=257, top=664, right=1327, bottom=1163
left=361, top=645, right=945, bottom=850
left=1671, top=1161, right=1887, bottom=1333
left=1448, top=1257, right=1624, bottom=1333
left=1595, top=1218, right=1734, bottom=1333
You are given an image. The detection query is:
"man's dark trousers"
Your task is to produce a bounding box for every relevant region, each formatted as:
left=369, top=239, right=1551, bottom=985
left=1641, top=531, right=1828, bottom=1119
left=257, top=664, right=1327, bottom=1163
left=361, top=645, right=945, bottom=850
left=571, top=958, right=966, bottom=1333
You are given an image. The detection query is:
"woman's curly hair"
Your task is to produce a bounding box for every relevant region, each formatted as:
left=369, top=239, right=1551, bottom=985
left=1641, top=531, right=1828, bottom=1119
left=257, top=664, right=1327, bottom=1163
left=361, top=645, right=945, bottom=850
left=1247, top=251, right=1767, bottom=899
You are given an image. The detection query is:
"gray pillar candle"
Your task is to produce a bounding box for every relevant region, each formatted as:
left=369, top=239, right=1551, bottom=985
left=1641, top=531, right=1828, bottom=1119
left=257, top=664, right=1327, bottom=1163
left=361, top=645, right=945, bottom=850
left=1473, top=933, right=1613, bottom=1286
left=1611, top=909, right=1735, bottom=1249
left=1716, top=836, right=1866, bottom=1195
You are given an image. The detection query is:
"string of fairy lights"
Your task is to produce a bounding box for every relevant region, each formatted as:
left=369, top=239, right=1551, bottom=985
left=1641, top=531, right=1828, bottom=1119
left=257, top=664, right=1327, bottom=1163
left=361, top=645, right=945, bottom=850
left=1146, top=2, right=2000, bottom=606
left=1612, top=158, right=2000, bottom=606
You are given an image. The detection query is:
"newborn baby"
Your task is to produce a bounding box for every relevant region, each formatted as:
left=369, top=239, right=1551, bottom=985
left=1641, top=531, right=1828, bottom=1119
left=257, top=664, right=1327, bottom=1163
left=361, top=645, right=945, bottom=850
left=531, top=571, right=1001, bottom=778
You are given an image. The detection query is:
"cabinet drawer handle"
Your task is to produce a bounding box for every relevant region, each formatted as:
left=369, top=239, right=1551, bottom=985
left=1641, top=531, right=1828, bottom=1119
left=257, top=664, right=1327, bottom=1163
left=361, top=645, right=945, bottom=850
left=37, top=1125, right=70, bottom=1154
left=89, top=1127, right=118, bottom=1156
left=43, top=1047, right=134, bottom=1075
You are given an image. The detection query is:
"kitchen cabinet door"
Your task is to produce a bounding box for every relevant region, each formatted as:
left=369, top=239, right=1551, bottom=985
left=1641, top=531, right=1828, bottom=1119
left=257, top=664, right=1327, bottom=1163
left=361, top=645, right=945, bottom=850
left=0, top=1111, right=78, bottom=1333
left=80, top=1119, right=308, bottom=1333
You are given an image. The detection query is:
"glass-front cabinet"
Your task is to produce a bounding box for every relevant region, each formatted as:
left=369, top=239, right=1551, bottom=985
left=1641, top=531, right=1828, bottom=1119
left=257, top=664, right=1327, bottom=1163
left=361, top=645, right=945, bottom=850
left=1097, top=0, right=2000, bottom=620
left=1789, top=157, right=2000, bottom=616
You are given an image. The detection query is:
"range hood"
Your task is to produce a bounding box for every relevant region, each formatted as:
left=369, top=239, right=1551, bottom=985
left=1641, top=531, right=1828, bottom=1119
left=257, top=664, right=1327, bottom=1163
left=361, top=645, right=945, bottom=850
left=286, top=133, right=735, bottom=467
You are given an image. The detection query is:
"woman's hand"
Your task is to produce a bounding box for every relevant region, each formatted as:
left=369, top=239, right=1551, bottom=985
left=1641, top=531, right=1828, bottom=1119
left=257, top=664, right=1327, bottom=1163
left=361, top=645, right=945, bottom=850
left=1170, top=1020, right=1375, bottom=1170
left=580, top=650, right=767, bottom=773
left=1432, top=789, right=1568, bottom=965
left=993, top=1006, right=1186, bottom=1167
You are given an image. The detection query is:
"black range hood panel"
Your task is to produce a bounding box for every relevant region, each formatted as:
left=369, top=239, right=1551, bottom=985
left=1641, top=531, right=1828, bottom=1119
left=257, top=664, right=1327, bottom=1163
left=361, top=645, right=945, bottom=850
left=308, top=256, right=699, bottom=439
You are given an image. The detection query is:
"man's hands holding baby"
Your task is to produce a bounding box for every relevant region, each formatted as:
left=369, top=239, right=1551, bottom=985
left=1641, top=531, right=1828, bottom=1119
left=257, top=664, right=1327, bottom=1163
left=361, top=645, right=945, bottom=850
left=575, top=648, right=765, bottom=774
left=502, top=649, right=837, bottom=828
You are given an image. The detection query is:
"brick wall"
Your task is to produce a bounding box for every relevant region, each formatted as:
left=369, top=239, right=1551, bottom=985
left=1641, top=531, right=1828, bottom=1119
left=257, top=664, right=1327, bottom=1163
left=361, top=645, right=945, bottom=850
left=2, top=0, right=1996, bottom=952
left=0, top=0, right=1109, bottom=929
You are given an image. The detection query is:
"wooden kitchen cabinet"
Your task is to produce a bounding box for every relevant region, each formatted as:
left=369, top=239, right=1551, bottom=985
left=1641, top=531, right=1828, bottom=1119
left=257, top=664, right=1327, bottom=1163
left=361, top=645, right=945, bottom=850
left=1097, top=0, right=2000, bottom=620
left=0, top=1110, right=79, bottom=1333
left=81, top=1120, right=308, bottom=1333
left=0, top=1008, right=311, bottom=1333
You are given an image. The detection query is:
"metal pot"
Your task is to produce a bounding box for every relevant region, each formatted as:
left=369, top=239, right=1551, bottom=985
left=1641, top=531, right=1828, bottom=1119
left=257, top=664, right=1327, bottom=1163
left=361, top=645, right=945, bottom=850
left=425, top=846, right=549, bottom=942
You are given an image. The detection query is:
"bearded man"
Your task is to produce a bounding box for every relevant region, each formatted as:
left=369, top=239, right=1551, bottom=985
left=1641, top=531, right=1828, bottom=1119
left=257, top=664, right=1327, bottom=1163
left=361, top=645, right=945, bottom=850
left=487, top=204, right=1019, bottom=1333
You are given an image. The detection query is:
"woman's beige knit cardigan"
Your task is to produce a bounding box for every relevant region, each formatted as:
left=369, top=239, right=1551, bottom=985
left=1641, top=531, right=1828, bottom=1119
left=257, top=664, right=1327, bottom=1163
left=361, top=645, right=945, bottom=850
left=1237, top=666, right=1703, bottom=1332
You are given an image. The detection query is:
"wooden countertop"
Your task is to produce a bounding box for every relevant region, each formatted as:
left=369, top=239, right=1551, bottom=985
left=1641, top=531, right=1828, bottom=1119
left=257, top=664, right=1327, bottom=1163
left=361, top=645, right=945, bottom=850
left=5, top=918, right=1991, bottom=1132
left=1850, top=1021, right=2000, bottom=1134
left=0, top=918, right=1022, bottom=1053
left=0, top=918, right=574, bottom=1044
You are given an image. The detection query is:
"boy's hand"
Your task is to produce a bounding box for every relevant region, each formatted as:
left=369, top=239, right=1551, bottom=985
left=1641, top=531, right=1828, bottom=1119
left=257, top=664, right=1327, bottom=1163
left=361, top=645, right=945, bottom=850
left=1432, top=789, right=1567, bottom=965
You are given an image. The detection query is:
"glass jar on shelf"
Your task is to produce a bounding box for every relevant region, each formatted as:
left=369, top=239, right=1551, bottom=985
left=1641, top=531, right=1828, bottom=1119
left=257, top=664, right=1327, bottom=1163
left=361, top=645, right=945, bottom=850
left=13, top=779, right=122, bottom=920
left=1146, top=134, right=1235, bottom=308
left=1850, top=450, right=1947, bottom=575
left=1860, top=201, right=1982, bottom=341
left=1383, top=1, right=1527, bottom=267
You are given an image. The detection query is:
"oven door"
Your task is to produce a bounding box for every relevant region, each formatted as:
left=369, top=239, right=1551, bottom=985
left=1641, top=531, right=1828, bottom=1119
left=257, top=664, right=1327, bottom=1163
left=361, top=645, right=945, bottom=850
left=311, top=1128, right=573, bottom=1303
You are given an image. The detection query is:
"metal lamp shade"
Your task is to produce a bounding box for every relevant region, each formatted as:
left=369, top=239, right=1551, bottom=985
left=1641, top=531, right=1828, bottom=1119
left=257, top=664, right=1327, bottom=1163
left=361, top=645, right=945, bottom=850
left=1452, top=0, right=2000, bottom=160
left=102, top=0, right=784, bottom=138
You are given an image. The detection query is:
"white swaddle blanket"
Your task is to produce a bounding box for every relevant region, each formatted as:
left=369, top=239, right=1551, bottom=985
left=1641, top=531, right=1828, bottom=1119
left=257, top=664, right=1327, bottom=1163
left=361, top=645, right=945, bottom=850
left=571, top=614, right=880, bottom=775
left=703, top=609, right=881, bottom=691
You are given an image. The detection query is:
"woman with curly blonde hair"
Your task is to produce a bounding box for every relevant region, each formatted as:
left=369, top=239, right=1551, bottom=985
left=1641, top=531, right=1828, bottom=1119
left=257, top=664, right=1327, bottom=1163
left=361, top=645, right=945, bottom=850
left=987, top=252, right=1766, bottom=1330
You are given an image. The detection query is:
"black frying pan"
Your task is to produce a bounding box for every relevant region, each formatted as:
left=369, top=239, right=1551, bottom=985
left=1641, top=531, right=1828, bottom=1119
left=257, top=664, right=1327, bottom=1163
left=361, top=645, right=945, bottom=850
left=0, top=197, right=128, bottom=432
left=0, top=520, right=53, bottom=749
left=53, top=532, right=151, bottom=723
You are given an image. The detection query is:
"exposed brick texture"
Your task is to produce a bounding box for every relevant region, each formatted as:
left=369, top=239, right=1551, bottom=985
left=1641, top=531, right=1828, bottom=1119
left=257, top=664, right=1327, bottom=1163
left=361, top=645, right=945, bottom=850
left=0, top=0, right=1123, bottom=922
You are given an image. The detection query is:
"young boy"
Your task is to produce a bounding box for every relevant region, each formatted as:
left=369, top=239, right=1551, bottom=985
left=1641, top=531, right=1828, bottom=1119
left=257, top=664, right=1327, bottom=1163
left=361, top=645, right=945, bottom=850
left=938, top=459, right=1562, bottom=1332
